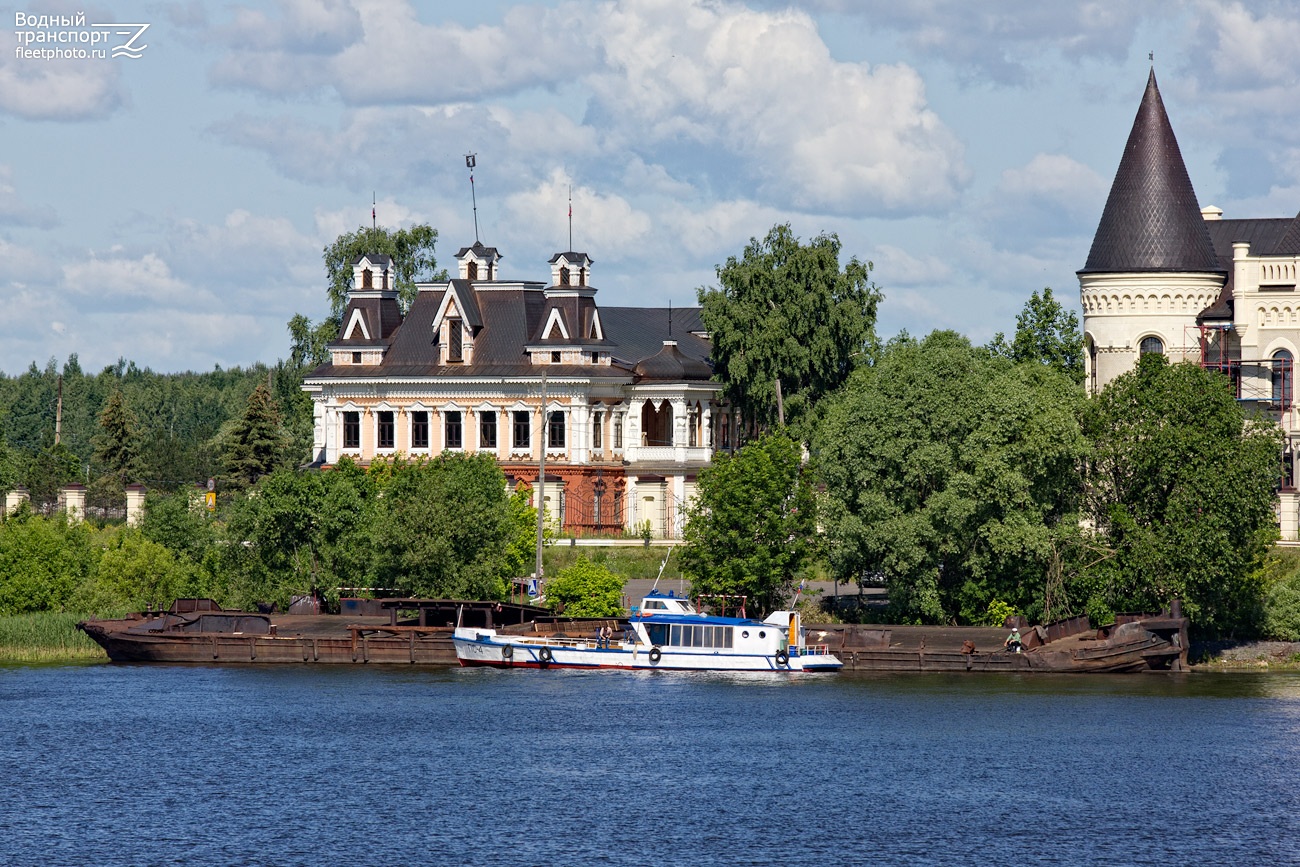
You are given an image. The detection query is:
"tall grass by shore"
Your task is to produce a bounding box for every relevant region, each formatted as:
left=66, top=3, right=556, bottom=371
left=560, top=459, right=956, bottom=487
left=0, top=612, right=106, bottom=663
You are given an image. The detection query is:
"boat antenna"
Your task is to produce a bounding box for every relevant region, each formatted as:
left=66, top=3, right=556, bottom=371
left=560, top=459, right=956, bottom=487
left=466, top=153, right=479, bottom=243
left=648, top=545, right=675, bottom=594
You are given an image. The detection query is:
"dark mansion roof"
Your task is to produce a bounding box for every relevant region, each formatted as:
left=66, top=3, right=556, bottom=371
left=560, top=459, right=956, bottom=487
left=309, top=274, right=713, bottom=383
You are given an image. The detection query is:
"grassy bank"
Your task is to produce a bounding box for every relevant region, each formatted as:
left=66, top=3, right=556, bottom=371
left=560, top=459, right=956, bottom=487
left=542, top=544, right=684, bottom=582
left=0, top=611, right=107, bottom=663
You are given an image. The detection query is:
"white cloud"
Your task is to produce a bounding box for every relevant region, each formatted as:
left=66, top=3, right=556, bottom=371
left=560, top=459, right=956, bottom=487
left=0, top=49, right=127, bottom=120
left=983, top=153, right=1109, bottom=241
left=62, top=251, right=204, bottom=307
left=776, top=0, right=1144, bottom=84
left=1191, top=1, right=1300, bottom=93
left=503, top=170, right=652, bottom=254
left=584, top=0, right=968, bottom=215
left=199, top=0, right=592, bottom=103
left=869, top=244, right=953, bottom=287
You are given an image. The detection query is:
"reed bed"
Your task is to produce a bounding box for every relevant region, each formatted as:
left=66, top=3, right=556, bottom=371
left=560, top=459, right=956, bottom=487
left=0, top=611, right=107, bottom=663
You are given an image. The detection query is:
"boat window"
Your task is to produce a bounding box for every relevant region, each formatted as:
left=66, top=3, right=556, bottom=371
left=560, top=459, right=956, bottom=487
left=669, top=624, right=680, bottom=646
left=703, top=627, right=713, bottom=648
left=692, top=625, right=703, bottom=647
left=758, top=631, right=766, bottom=639
left=646, top=624, right=668, bottom=646
left=741, top=630, right=749, bottom=639
left=723, top=628, right=733, bottom=649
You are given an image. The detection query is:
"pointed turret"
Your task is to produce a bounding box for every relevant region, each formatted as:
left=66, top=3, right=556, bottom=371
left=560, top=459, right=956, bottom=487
left=1080, top=69, right=1222, bottom=275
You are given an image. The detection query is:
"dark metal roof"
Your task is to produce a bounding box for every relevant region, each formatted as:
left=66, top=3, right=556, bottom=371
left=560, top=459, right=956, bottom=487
left=447, top=279, right=483, bottom=329
left=633, top=341, right=714, bottom=382
left=456, top=242, right=500, bottom=259
left=1272, top=212, right=1300, bottom=256
left=1081, top=69, right=1222, bottom=275
left=599, top=307, right=710, bottom=366
left=351, top=253, right=392, bottom=266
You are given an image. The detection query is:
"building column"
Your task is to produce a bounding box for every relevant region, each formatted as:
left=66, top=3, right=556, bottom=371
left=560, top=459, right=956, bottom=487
left=125, top=484, right=147, bottom=526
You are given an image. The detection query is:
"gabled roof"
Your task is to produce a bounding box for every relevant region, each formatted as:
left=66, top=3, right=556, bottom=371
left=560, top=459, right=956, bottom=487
left=445, top=279, right=483, bottom=329
left=352, top=253, right=392, bottom=266
left=456, top=242, right=501, bottom=259
left=1081, top=69, right=1223, bottom=275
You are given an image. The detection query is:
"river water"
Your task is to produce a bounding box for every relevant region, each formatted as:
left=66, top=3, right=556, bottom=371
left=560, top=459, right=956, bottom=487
left=1, top=664, right=1298, bottom=866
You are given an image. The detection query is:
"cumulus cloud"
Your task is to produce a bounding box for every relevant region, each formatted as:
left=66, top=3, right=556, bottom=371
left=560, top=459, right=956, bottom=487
left=503, top=169, right=652, bottom=254
left=983, top=153, right=1109, bottom=241
left=195, top=0, right=592, bottom=103
left=202, top=0, right=967, bottom=218
left=766, top=0, right=1145, bottom=85
left=584, top=0, right=968, bottom=215
left=0, top=46, right=128, bottom=121
left=61, top=251, right=204, bottom=308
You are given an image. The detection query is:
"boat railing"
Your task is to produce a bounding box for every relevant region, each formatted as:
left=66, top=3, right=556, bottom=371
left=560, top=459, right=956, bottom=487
left=795, top=644, right=834, bottom=656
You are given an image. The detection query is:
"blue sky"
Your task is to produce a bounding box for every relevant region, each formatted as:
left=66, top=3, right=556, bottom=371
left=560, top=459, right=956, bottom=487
left=2, top=0, right=1298, bottom=374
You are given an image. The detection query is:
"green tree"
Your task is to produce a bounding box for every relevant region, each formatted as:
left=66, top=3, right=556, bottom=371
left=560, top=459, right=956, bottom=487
left=24, top=443, right=82, bottom=512
left=219, top=462, right=377, bottom=609
left=544, top=556, right=625, bottom=617
left=815, top=331, right=1088, bottom=624
left=1077, top=354, right=1281, bottom=635
left=989, top=287, right=1085, bottom=384
left=323, top=223, right=444, bottom=318
left=72, top=529, right=195, bottom=615
left=221, top=384, right=290, bottom=489
left=89, top=389, right=140, bottom=518
left=0, top=512, right=96, bottom=614
left=699, top=224, right=881, bottom=439
left=680, top=432, right=816, bottom=616
left=372, top=454, right=517, bottom=600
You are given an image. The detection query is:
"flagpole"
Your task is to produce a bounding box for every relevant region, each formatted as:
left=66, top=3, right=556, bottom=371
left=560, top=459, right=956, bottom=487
left=466, top=153, right=479, bottom=243
left=568, top=185, right=572, bottom=252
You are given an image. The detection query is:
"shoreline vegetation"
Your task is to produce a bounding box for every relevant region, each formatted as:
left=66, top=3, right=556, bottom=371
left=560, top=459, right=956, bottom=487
left=0, top=611, right=108, bottom=663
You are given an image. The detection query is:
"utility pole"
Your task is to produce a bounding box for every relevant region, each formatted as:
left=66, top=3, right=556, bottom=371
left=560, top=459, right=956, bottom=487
left=55, top=374, right=63, bottom=446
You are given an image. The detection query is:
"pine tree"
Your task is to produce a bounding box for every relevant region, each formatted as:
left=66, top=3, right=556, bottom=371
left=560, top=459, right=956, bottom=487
left=223, top=384, right=289, bottom=488
left=94, top=390, right=140, bottom=482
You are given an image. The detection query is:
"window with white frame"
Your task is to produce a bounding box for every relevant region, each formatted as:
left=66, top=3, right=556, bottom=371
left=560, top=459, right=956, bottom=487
left=548, top=411, right=565, bottom=449
left=512, top=411, right=530, bottom=449
left=343, top=411, right=360, bottom=449
left=480, top=410, right=497, bottom=449
left=592, top=410, right=602, bottom=449
left=377, top=411, right=394, bottom=450
left=410, top=411, right=430, bottom=450
left=445, top=410, right=463, bottom=449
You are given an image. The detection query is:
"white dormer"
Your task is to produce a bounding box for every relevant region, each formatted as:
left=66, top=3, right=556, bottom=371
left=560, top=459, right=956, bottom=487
left=549, top=252, right=593, bottom=288
left=456, top=242, right=502, bottom=281
left=352, top=254, right=395, bottom=295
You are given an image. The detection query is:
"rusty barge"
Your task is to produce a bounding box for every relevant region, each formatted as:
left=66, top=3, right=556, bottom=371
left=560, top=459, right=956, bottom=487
left=815, top=607, right=1190, bottom=673
left=77, top=598, right=549, bottom=665
left=78, top=598, right=1189, bottom=672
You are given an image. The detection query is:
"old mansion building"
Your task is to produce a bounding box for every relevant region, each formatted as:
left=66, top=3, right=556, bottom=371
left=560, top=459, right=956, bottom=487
left=303, top=243, right=726, bottom=538
left=1080, top=69, right=1300, bottom=537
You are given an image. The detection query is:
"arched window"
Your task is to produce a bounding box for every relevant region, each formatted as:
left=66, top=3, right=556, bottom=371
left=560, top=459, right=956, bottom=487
left=1087, top=337, right=1097, bottom=395
left=1273, top=349, right=1293, bottom=410
left=1139, top=336, right=1164, bottom=356
left=362, top=269, right=373, bottom=289
left=559, top=266, right=571, bottom=286
left=467, top=261, right=478, bottom=280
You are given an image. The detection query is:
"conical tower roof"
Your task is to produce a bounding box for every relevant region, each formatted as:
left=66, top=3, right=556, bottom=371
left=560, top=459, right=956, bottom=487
left=1080, top=69, right=1223, bottom=275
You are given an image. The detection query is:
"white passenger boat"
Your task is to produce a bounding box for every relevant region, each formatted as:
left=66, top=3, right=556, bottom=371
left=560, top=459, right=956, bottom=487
left=453, top=590, right=842, bottom=672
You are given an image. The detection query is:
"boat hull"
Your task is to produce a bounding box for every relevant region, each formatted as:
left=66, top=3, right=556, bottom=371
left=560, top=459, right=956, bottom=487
left=453, top=629, right=842, bottom=672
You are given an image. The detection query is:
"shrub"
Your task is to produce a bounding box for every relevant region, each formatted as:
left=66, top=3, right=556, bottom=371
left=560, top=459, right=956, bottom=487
left=1262, top=572, right=1300, bottom=641
left=545, top=556, right=625, bottom=618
